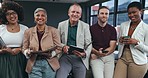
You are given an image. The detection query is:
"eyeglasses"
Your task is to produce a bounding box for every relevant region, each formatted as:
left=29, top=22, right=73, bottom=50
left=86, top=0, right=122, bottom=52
left=5, top=12, right=17, bottom=16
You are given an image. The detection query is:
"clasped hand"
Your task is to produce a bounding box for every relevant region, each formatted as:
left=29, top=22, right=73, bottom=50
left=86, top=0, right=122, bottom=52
left=96, top=48, right=109, bottom=57
left=119, top=36, right=139, bottom=45
left=0, top=47, right=21, bottom=55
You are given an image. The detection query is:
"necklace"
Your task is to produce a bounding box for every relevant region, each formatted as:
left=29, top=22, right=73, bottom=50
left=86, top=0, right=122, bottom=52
left=7, top=25, right=17, bottom=31
left=7, top=24, right=20, bottom=32
left=8, top=26, right=15, bottom=30
left=11, top=28, right=14, bottom=30
left=130, top=26, right=137, bottom=30
left=10, top=26, right=16, bottom=30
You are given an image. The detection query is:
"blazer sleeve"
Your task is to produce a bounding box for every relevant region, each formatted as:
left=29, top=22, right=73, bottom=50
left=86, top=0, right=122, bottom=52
left=51, top=28, right=61, bottom=47
left=84, top=24, right=92, bottom=58
left=51, top=27, right=62, bottom=55
left=22, top=29, right=30, bottom=56
left=135, top=30, right=148, bottom=54
left=57, top=22, right=66, bottom=47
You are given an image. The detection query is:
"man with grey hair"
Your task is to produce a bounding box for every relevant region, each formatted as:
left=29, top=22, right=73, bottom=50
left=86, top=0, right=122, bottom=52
left=56, top=3, right=92, bottom=78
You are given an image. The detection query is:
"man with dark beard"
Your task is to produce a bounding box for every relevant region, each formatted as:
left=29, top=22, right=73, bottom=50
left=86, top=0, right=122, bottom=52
left=90, top=6, right=117, bottom=78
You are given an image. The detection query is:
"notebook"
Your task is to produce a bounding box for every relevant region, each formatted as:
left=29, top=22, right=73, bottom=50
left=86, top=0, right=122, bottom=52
left=0, top=37, right=6, bottom=49
left=68, top=45, right=84, bottom=54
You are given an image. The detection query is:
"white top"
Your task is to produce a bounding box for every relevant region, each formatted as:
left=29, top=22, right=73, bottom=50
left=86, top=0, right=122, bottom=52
left=0, top=24, right=28, bottom=47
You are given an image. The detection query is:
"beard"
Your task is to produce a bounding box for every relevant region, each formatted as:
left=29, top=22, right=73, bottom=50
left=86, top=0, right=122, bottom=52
left=99, top=18, right=107, bottom=23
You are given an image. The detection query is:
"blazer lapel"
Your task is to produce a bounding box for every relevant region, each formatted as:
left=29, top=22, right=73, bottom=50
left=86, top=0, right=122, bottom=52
left=76, top=20, right=81, bottom=43
left=32, top=27, right=38, bottom=42
left=131, top=21, right=143, bottom=38
left=123, top=21, right=131, bottom=36
left=42, top=26, right=48, bottom=40
left=64, top=20, right=69, bottom=43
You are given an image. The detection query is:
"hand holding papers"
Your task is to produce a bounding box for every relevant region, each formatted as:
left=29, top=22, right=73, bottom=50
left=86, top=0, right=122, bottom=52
left=27, top=46, right=62, bottom=58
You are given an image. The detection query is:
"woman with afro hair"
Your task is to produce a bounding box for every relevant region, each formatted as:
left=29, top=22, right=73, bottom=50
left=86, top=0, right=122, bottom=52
left=0, top=1, right=28, bottom=78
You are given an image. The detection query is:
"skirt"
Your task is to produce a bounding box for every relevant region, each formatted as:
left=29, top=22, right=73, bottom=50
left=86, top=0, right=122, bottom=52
left=0, top=52, right=28, bottom=78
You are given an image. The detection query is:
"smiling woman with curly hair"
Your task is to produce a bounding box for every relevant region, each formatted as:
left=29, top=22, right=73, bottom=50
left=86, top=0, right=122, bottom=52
left=0, top=1, right=28, bottom=78
left=1, top=1, right=24, bottom=24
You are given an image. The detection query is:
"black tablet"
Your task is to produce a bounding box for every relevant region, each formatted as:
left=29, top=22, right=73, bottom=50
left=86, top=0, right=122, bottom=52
left=68, top=45, right=84, bottom=54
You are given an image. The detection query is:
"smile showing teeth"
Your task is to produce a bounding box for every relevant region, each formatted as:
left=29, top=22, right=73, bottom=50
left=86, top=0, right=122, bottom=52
left=131, top=17, right=135, bottom=20
left=10, top=17, right=16, bottom=21
left=38, top=19, right=43, bottom=21
left=10, top=19, right=15, bottom=21
left=38, top=20, right=42, bottom=22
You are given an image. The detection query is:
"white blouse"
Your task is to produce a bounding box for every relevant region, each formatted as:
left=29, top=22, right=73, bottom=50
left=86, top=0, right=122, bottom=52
left=0, top=24, right=28, bottom=47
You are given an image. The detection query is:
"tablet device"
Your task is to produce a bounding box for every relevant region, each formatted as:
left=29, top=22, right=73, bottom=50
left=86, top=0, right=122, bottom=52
left=68, top=45, right=84, bottom=54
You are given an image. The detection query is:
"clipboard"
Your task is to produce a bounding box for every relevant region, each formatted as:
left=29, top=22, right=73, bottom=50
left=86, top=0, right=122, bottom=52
left=0, top=36, right=6, bottom=49
left=30, top=46, right=62, bottom=54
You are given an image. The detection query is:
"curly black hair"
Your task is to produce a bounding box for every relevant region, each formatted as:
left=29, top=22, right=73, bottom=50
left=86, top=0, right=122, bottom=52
left=1, top=1, right=24, bottom=24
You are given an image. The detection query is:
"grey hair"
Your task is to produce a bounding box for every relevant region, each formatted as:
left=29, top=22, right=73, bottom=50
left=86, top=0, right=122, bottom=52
left=34, top=8, right=47, bottom=17
left=68, top=3, right=82, bottom=13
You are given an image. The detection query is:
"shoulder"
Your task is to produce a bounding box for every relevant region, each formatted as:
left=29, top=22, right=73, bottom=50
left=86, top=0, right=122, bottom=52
left=78, top=20, right=89, bottom=26
left=78, top=20, right=89, bottom=30
left=46, top=26, right=58, bottom=32
left=19, top=24, right=28, bottom=30
left=0, top=24, right=6, bottom=29
left=106, top=24, right=116, bottom=33
left=121, top=21, right=130, bottom=26
left=47, top=26, right=57, bottom=29
left=119, top=21, right=130, bottom=29
left=0, top=24, right=7, bottom=31
left=25, top=26, right=34, bottom=33
left=107, top=24, right=115, bottom=29
left=141, top=21, right=148, bottom=30
left=59, top=20, right=68, bottom=25
left=58, top=20, right=68, bottom=29
left=0, top=24, right=6, bottom=27
left=142, top=21, right=148, bottom=27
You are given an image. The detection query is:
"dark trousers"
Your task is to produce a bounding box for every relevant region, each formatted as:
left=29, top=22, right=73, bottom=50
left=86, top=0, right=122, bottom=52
left=56, top=55, right=86, bottom=78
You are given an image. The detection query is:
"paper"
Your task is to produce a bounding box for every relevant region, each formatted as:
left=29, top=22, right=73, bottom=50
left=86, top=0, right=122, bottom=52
left=0, top=37, right=6, bottom=49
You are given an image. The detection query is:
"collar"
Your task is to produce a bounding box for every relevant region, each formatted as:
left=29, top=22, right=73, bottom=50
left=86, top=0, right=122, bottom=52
left=68, top=20, right=78, bottom=27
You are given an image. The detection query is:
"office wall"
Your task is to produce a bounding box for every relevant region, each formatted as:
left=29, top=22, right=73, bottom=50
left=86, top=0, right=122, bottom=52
left=15, top=0, right=108, bottom=28
left=17, top=1, right=71, bottom=28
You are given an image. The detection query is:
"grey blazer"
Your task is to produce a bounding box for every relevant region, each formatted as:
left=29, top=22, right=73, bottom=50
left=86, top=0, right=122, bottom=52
left=58, top=19, right=92, bottom=69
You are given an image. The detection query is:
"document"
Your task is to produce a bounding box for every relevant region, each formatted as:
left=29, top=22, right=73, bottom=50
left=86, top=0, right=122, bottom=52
left=30, top=46, right=62, bottom=54
left=0, top=37, right=6, bottom=49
